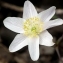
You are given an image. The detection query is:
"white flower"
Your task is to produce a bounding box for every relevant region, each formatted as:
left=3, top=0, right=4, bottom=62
left=3, top=1, right=63, bottom=61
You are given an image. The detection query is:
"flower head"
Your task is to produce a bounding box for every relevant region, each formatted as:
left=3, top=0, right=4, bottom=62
left=3, top=1, right=63, bottom=61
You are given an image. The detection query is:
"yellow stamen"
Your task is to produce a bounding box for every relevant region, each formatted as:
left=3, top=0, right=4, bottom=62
left=23, top=17, right=43, bottom=37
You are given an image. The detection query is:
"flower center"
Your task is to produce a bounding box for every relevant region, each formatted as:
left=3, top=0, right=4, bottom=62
left=23, top=17, right=43, bottom=37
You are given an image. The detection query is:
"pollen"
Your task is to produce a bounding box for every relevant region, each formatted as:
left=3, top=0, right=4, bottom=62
left=23, top=17, right=43, bottom=37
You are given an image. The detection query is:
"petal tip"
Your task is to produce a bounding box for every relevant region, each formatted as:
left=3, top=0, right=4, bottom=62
left=51, top=6, right=56, bottom=10
left=52, top=6, right=56, bottom=9
left=58, top=18, right=63, bottom=24
left=24, top=0, right=31, bottom=4
left=9, top=46, right=16, bottom=52
left=3, top=18, right=8, bottom=28
left=31, top=57, right=39, bottom=61
left=43, top=42, right=55, bottom=46
left=9, top=47, right=14, bottom=52
left=3, top=17, right=11, bottom=27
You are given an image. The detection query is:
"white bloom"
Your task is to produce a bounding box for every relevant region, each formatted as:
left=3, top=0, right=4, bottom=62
left=3, top=1, right=63, bottom=61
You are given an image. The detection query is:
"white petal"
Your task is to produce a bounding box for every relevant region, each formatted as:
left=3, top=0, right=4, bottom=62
left=43, top=19, right=63, bottom=30
left=38, top=6, right=56, bottom=22
left=28, top=36, right=39, bottom=61
left=9, top=34, right=28, bottom=52
left=23, top=1, right=37, bottom=19
left=39, top=30, right=54, bottom=46
left=3, top=17, right=24, bottom=33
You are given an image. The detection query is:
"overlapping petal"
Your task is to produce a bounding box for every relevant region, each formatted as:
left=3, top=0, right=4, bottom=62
left=9, top=34, right=28, bottom=52
left=38, top=6, right=56, bottom=22
left=3, top=17, right=24, bottom=33
left=43, top=19, right=63, bottom=30
left=23, top=1, right=38, bottom=19
left=28, top=36, right=39, bottom=61
left=39, top=30, right=54, bottom=46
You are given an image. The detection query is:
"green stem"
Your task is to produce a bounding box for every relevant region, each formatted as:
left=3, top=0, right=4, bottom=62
left=55, top=47, right=63, bottom=63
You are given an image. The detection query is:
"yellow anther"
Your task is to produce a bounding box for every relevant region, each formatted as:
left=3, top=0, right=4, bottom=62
left=23, top=17, right=43, bottom=37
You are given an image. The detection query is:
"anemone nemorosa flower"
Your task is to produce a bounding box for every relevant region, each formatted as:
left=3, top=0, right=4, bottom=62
left=3, top=1, right=63, bottom=61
